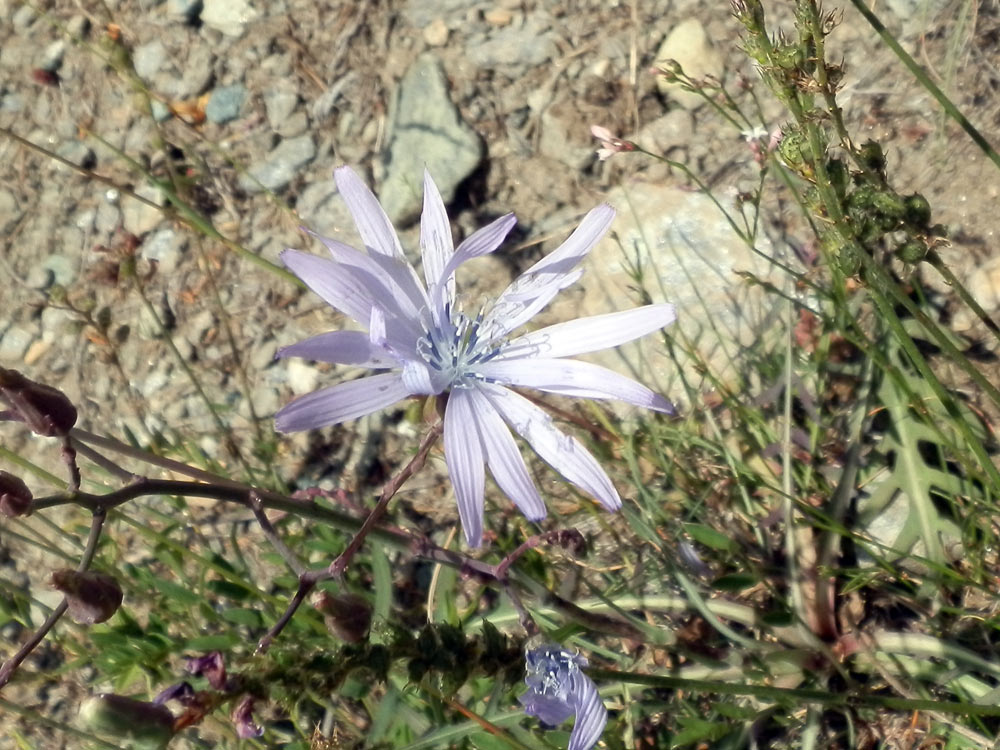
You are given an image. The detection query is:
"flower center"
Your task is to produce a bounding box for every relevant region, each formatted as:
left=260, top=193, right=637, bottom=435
left=417, top=301, right=503, bottom=386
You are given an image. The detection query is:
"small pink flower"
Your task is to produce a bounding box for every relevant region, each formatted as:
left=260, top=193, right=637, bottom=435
left=589, top=125, right=634, bottom=161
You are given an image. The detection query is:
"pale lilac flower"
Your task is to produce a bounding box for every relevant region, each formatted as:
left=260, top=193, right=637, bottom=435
left=275, top=166, right=675, bottom=547
left=590, top=125, right=634, bottom=161
left=519, top=644, right=606, bottom=750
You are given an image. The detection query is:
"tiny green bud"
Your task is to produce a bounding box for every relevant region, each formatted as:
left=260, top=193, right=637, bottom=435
left=903, top=193, right=932, bottom=228
left=826, top=158, right=849, bottom=199
left=858, top=140, right=887, bottom=175
left=896, top=240, right=929, bottom=264
left=78, top=694, right=174, bottom=749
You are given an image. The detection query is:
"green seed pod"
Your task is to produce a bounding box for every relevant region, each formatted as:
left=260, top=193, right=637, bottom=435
left=903, top=193, right=932, bottom=228
left=896, top=240, right=929, bottom=264
left=777, top=129, right=808, bottom=171
left=872, top=190, right=906, bottom=231
left=78, top=694, right=174, bottom=750
left=858, top=140, right=887, bottom=176
left=837, top=242, right=863, bottom=276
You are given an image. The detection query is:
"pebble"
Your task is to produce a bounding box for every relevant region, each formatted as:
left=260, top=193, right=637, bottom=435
left=467, top=17, right=557, bottom=68
left=150, top=100, right=173, bottom=122
left=41, top=40, right=66, bottom=72
left=205, top=84, right=247, bottom=124
left=12, top=4, right=38, bottom=31
left=654, top=18, right=724, bottom=110
left=54, top=141, right=96, bottom=171
left=167, top=0, right=203, bottom=22
left=240, top=134, right=316, bottom=193
left=0, top=326, right=35, bottom=362
left=295, top=180, right=356, bottom=238
left=264, top=85, right=299, bottom=128
left=141, top=228, right=187, bottom=272
left=423, top=18, right=449, bottom=47
left=23, top=338, right=51, bottom=366
left=122, top=183, right=165, bottom=236
left=637, top=109, right=696, bottom=154
left=133, top=40, right=167, bottom=80
left=379, top=54, right=483, bottom=223
left=43, top=253, right=77, bottom=287
left=67, top=15, right=91, bottom=39
left=201, top=0, right=259, bottom=37
left=286, top=359, right=320, bottom=395
left=0, top=189, right=21, bottom=233
left=484, top=8, right=513, bottom=25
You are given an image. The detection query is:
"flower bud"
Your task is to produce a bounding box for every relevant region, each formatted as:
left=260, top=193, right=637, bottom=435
left=51, top=569, right=123, bottom=624
left=78, top=693, right=174, bottom=749
left=0, top=471, right=32, bottom=517
left=315, top=591, right=372, bottom=643
left=0, top=368, right=77, bottom=436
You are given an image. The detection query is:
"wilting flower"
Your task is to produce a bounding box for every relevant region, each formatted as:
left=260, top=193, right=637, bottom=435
left=519, top=644, right=606, bottom=750
left=276, top=167, right=675, bottom=547
left=589, top=125, right=634, bottom=161
left=231, top=695, right=263, bottom=739
left=186, top=651, right=227, bottom=690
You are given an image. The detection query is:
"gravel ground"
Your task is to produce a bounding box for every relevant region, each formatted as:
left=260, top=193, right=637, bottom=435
left=2, top=0, right=1000, bottom=744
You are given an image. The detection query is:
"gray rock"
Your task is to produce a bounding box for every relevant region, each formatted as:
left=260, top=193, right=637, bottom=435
left=263, top=84, right=299, bottom=128
left=296, top=180, right=355, bottom=238
left=0, top=93, right=24, bottom=113
left=133, top=40, right=167, bottom=80
left=0, top=189, right=21, bottom=234
left=67, top=14, right=91, bottom=38
left=150, top=100, right=172, bottom=122
left=12, top=5, right=38, bottom=31
left=171, top=44, right=214, bottom=99
left=380, top=54, right=483, bottom=224
left=277, top=111, right=308, bottom=138
left=95, top=199, right=121, bottom=236
left=122, top=183, right=165, bottom=236
left=41, top=40, right=66, bottom=72
left=44, top=254, right=77, bottom=287
left=240, top=134, right=316, bottom=193
left=54, top=140, right=96, bottom=171
left=167, top=0, right=203, bottom=21
left=654, top=18, right=724, bottom=110
left=201, top=0, right=259, bottom=37
left=403, top=0, right=479, bottom=28
left=544, top=181, right=784, bottom=398
left=467, top=18, right=558, bottom=68
left=141, top=228, right=187, bottom=272
left=205, top=84, right=247, bottom=124
left=0, top=326, right=35, bottom=362
left=286, top=359, right=320, bottom=395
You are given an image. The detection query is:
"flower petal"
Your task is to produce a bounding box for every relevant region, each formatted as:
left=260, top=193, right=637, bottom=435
left=277, top=331, right=397, bottom=368
left=306, top=230, right=426, bottom=326
left=430, top=213, right=517, bottom=327
left=333, top=166, right=405, bottom=260
left=519, top=691, right=574, bottom=727
left=485, top=204, right=615, bottom=339
left=507, top=304, right=676, bottom=359
left=478, top=384, right=621, bottom=510
left=466, top=387, right=546, bottom=522
left=281, top=249, right=376, bottom=325
left=568, top=672, right=607, bottom=750
left=476, top=358, right=674, bottom=413
left=275, top=373, right=410, bottom=432
left=419, top=169, right=454, bottom=289
left=444, top=389, right=486, bottom=547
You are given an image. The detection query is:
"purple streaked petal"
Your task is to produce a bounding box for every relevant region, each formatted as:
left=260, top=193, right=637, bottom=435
left=275, top=373, right=410, bottom=432
left=419, top=169, right=454, bottom=289
left=568, top=672, right=607, bottom=750
left=430, top=213, right=517, bottom=326
left=281, top=249, right=375, bottom=325
left=507, top=304, right=677, bottom=359
left=306, top=230, right=426, bottom=326
left=444, top=390, right=486, bottom=547
left=466, top=387, right=546, bottom=522
left=519, top=691, right=574, bottom=727
left=478, top=384, right=621, bottom=510
left=485, top=204, right=614, bottom=338
left=278, top=331, right=398, bottom=368
left=476, top=358, right=674, bottom=413
left=333, top=166, right=405, bottom=260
